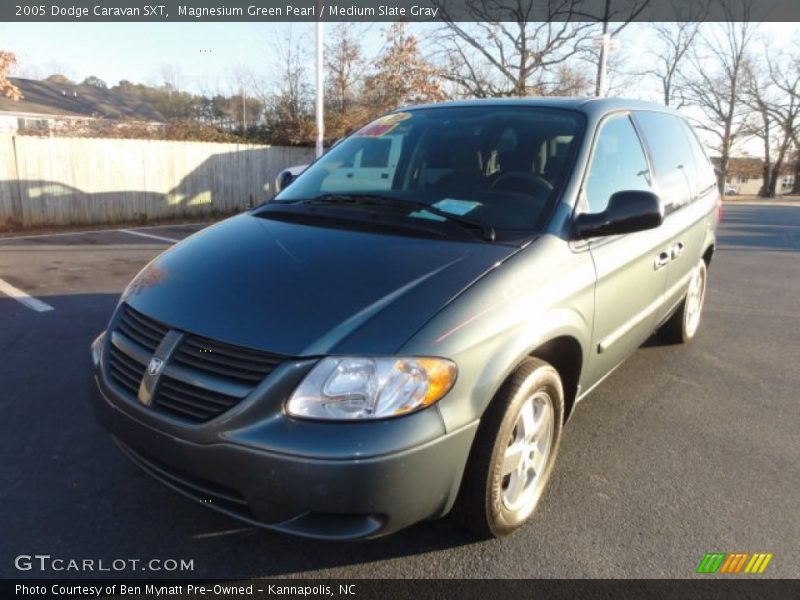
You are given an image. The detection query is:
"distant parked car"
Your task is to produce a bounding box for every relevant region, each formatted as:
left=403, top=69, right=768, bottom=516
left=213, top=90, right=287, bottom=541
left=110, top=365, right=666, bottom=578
left=91, top=98, right=719, bottom=540
left=724, top=185, right=738, bottom=195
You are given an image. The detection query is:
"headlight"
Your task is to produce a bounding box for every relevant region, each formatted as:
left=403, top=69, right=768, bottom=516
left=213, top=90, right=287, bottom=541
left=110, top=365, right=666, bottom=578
left=286, top=357, right=457, bottom=420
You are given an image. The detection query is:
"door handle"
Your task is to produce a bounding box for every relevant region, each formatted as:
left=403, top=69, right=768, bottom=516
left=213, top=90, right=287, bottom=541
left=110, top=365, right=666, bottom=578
left=671, top=242, right=684, bottom=259
left=654, top=251, right=670, bottom=270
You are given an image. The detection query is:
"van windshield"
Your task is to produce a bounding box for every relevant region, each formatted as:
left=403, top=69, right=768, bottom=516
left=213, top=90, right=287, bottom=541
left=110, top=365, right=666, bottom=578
left=274, top=106, right=584, bottom=240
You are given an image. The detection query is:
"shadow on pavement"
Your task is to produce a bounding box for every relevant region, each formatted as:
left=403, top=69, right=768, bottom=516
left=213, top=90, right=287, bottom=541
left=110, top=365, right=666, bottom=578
left=1, top=293, right=483, bottom=580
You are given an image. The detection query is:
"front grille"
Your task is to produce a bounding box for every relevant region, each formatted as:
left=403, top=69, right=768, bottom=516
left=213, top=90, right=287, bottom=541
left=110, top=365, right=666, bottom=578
left=153, top=374, right=244, bottom=423
left=107, top=344, right=146, bottom=396
left=172, top=334, right=283, bottom=385
left=105, top=303, right=284, bottom=424
left=116, top=303, right=168, bottom=353
left=106, top=304, right=167, bottom=397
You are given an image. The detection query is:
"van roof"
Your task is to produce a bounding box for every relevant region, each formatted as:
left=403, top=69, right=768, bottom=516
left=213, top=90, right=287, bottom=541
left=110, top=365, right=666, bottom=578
left=402, top=97, right=677, bottom=117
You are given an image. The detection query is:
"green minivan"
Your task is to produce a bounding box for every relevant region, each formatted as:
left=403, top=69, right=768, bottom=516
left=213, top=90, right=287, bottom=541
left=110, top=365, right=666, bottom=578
left=91, top=98, right=719, bottom=539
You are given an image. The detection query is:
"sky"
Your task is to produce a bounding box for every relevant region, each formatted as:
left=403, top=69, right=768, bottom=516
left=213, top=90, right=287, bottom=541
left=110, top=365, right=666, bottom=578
left=2, top=21, right=796, bottom=95
left=0, top=22, right=388, bottom=94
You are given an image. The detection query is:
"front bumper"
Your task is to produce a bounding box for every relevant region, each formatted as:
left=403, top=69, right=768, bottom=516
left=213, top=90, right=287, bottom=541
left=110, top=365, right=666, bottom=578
left=90, top=338, right=478, bottom=540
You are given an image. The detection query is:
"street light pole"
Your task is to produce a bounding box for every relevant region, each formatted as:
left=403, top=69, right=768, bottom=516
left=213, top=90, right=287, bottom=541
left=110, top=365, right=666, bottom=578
left=315, top=20, right=324, bottom=158
left=594, top=30, right=620, bottom=98
left=596, top=33, right=608, bottom=97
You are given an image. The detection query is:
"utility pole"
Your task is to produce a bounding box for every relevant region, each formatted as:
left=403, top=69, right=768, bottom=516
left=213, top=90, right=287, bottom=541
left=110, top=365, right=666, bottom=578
left=237, top=40, right=246, bottom=137
left=315, top=20, right=324, bottom=158
left=241, top=85, right=246, bottom=135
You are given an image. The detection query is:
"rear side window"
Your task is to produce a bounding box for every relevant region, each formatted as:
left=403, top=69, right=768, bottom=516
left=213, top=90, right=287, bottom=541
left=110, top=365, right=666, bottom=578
left=583, top=114, right=652, bottom=214
left=634, top=111, right=695, bottom=210
left=679, top=119, right=718, bottom=195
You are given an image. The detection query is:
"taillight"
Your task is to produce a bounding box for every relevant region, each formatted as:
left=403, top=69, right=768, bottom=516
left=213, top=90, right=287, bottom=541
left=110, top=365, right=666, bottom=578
left=717, top=194, right=723, bottom=222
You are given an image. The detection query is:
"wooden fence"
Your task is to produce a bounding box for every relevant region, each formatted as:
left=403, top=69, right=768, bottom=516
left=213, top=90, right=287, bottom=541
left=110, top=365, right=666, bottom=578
left=0, top=135, right=315, bottom=227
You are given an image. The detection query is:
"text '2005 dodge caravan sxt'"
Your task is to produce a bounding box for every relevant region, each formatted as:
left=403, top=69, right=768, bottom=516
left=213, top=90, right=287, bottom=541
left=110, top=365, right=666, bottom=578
left=91, top=98, right=719, bottom=540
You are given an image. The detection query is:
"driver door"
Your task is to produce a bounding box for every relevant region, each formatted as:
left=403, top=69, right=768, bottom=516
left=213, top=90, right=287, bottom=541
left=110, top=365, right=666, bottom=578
left=580, top=114, right=671, bottom=386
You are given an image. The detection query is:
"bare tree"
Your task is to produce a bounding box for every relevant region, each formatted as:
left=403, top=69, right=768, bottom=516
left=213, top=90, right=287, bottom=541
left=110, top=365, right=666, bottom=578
left=325, top=23, right=372, bottom=114
left=646, top=22, right=701, bottom=106
left=228, top=64, right=257, bottom=132
left=431, top=0, right=596, bottom=97
left=549, top=62, right=594, bottom=96
left=744, top=47, right=800, bottom=197
left=263, top=26, right=315, bottom=145
left=573, top=0, right=652, bottom=97
left=766, top=51, right=800, bottom=197
left=744, top=60, right=773, bottom=196
left=158, top=63, right=183, bottom=93
left=640, top=2, right=706, bottom=106
left=681, top=1, right=756, bottom=190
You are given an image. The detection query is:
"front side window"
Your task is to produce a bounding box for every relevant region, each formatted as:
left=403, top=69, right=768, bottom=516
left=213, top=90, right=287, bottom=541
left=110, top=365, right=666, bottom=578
left=582, top=114, right=652, bottom=214
left=275, top=107, right=584, bottom=240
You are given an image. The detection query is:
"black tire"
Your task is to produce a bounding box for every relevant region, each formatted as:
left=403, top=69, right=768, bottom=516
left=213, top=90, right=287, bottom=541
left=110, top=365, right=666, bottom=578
left=453, top=357, right=564, bottom=538
left=658, top=259, right=708, bottom=345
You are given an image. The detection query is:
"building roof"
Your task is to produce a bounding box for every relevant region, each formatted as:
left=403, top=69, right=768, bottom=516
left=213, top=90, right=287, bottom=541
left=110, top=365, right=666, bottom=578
left=0, top=78, right=163, bottom=122
left=712, top=156, right=795, bottom=179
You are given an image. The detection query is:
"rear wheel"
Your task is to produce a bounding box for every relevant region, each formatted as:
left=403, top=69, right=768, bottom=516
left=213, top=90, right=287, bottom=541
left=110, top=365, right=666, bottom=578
left=454, top=358, right=564, bottom=538
left=658, top=259, right=708, bottom=344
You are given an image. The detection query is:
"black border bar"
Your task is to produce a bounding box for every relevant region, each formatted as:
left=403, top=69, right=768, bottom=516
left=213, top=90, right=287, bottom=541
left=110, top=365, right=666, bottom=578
left=4, top=0, right=800, bottom=23
left=5, top=579, right=800, bottom=600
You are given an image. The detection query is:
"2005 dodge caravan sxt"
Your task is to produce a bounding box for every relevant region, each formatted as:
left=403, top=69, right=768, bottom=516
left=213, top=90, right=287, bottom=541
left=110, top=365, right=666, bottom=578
left=91, top=98, right=719, bottom=540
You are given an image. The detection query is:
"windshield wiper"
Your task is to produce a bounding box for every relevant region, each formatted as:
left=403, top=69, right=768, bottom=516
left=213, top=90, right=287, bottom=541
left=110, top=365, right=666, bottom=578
left=305, top=193, right=496, bottom=241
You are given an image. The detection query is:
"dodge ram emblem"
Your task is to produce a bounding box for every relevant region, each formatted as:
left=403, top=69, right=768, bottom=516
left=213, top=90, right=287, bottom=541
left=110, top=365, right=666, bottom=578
left=147, top=357, right=164, bottom=376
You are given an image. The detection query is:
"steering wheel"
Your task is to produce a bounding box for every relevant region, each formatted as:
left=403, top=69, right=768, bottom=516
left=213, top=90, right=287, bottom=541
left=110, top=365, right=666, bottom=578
left=491, top=171, right=554, bottom=196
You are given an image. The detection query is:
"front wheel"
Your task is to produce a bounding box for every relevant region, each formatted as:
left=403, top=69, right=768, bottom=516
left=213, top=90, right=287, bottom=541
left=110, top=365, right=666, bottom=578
left=453, top=358, right=564, bottom=538
left=658, top=259, right=708, bottom=344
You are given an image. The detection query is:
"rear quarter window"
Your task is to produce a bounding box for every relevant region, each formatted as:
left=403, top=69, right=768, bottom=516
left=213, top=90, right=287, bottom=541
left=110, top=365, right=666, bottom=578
left=634, top=111, right=696, bottom=211
left=679, top=119, right=718, bottom=195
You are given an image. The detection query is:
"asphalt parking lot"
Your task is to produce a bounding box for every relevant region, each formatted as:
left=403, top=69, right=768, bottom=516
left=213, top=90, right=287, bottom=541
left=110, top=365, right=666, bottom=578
left=1, top=204, right=798, bottom=579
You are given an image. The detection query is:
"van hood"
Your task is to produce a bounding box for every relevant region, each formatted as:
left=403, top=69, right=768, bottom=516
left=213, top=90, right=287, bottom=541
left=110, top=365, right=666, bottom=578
left=121, top=213, right=518, bottom=356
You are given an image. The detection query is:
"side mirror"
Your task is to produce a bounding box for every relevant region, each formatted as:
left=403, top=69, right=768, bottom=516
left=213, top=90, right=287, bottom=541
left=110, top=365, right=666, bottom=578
left=574, top=190, right=664, bottom=239
left=275, top=170, right=295, bottom=194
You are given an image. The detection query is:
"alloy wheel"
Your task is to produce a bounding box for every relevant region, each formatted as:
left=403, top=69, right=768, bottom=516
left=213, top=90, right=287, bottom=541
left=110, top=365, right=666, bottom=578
left=684, top=264, right=707, bottom=338
left=500, top=391, right=555, bottom=512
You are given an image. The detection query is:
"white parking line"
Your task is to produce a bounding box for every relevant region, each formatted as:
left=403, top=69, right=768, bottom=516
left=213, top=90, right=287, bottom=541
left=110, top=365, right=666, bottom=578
left=0, top=278, right=55, bottom=312
left=117, top=229, right=180, bottom=243
left=0, top=222, right=206, bottom=242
